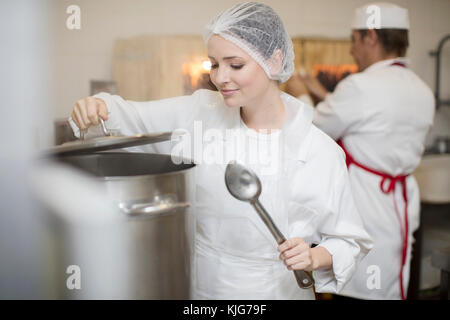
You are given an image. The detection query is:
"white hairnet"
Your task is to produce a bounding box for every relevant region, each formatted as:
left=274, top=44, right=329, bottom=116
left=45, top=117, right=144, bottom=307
left=204, top=2, right=294, bottom=83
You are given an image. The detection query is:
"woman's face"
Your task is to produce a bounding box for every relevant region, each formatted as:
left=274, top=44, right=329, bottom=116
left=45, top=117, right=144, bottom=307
left=207, top=35, right=272, bottom=108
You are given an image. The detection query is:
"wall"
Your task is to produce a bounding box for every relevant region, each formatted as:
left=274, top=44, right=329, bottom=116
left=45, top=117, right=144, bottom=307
left=50, top=0, right=450, bottom=145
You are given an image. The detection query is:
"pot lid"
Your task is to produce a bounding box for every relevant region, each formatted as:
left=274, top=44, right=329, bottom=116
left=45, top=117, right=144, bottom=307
left=47, top=118, right=178, bottom=156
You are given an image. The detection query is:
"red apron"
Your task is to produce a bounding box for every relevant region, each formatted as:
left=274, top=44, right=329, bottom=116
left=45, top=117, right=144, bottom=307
left=337, top=140, right=410, bottom=300
left=337, top=61, right=411, bottom=300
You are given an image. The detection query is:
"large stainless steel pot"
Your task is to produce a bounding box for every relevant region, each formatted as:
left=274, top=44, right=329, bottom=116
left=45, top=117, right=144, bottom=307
left=42, top=151, right=196, bottom=299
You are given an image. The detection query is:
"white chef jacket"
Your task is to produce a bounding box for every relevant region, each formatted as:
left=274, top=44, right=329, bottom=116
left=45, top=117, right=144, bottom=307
left=312, top=58, right=435, bottom=299
left=69, top=89, right=373, bottom=299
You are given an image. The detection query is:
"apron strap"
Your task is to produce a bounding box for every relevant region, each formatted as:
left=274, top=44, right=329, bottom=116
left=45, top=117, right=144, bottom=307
left=337, top=139, right=410, bottom=300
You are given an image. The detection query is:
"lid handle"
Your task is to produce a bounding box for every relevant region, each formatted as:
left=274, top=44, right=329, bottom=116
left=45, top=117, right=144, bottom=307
left=79, top=118, right=111, bottom=141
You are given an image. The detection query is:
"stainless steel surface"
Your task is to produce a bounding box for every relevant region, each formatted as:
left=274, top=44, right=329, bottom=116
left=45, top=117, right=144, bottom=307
left=48, top=118, right=179, bottom=156
left=413, top=154, right=450, bottom=203
left=51, top=152, right=196, bottom=299
left=252, top=200, right=285, bottom=244
left=429, top=34, right=450, bottom=109
left=431, top=246, right=450, bottom=300
left=425, top=136, right=450, bottom=155
left=49, top=132, right=174, bottom=156
left=79, top=118, right=110, bottom=141
left=80, top=129, right=86, bottom=141
left=99, top=118, right=111, bottom=137
left=224, top=161, right=315, bottom=289
left=118, top=195, right=190, bottom=217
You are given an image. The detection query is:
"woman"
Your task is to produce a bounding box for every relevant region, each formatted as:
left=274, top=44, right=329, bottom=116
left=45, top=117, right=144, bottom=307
left=69, top=2, right=372, bottom=299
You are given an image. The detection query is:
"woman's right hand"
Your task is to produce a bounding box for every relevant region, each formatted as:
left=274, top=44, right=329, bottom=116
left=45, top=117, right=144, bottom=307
left=71, top=96, right=108, bottom=130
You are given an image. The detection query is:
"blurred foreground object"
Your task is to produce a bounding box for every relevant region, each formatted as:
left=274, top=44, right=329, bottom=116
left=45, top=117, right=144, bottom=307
left=0, top=0, right=53, bottom=298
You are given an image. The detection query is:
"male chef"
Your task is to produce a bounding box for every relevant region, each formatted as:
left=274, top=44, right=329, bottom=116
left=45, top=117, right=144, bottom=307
left=286, top=2, right=435, bottom=299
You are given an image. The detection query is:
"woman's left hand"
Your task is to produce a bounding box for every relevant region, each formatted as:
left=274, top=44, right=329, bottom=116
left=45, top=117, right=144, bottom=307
left=277, top=237, right=315, bottom=272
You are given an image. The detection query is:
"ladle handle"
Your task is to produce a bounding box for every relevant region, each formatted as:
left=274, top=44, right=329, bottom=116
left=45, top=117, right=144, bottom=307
left=252, top=200, right=285, bottom=243
left=252, top=200, right=315, bottom=289
left=293, top=269, right=315, bottom=289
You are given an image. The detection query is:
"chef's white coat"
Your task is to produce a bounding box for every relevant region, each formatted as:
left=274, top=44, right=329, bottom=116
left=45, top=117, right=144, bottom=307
left=69, top=89, right=373, bottom=299
left=312, top=58, right=435, bottom=299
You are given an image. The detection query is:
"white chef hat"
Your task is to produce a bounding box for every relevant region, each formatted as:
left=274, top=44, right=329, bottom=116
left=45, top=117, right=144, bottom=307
left=352, top=2, right=410, bottom=30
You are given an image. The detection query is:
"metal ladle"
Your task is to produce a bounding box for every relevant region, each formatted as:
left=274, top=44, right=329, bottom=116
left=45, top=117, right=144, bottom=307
left=224, top=160, right=315, bottom=289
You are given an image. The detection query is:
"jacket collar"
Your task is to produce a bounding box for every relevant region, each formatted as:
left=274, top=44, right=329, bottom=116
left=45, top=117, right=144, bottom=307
left=363, top=57, right=410, bottom=73
left=281, top=93, right=314, bottom=162
left=223, top=92, right=314, bottom=163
